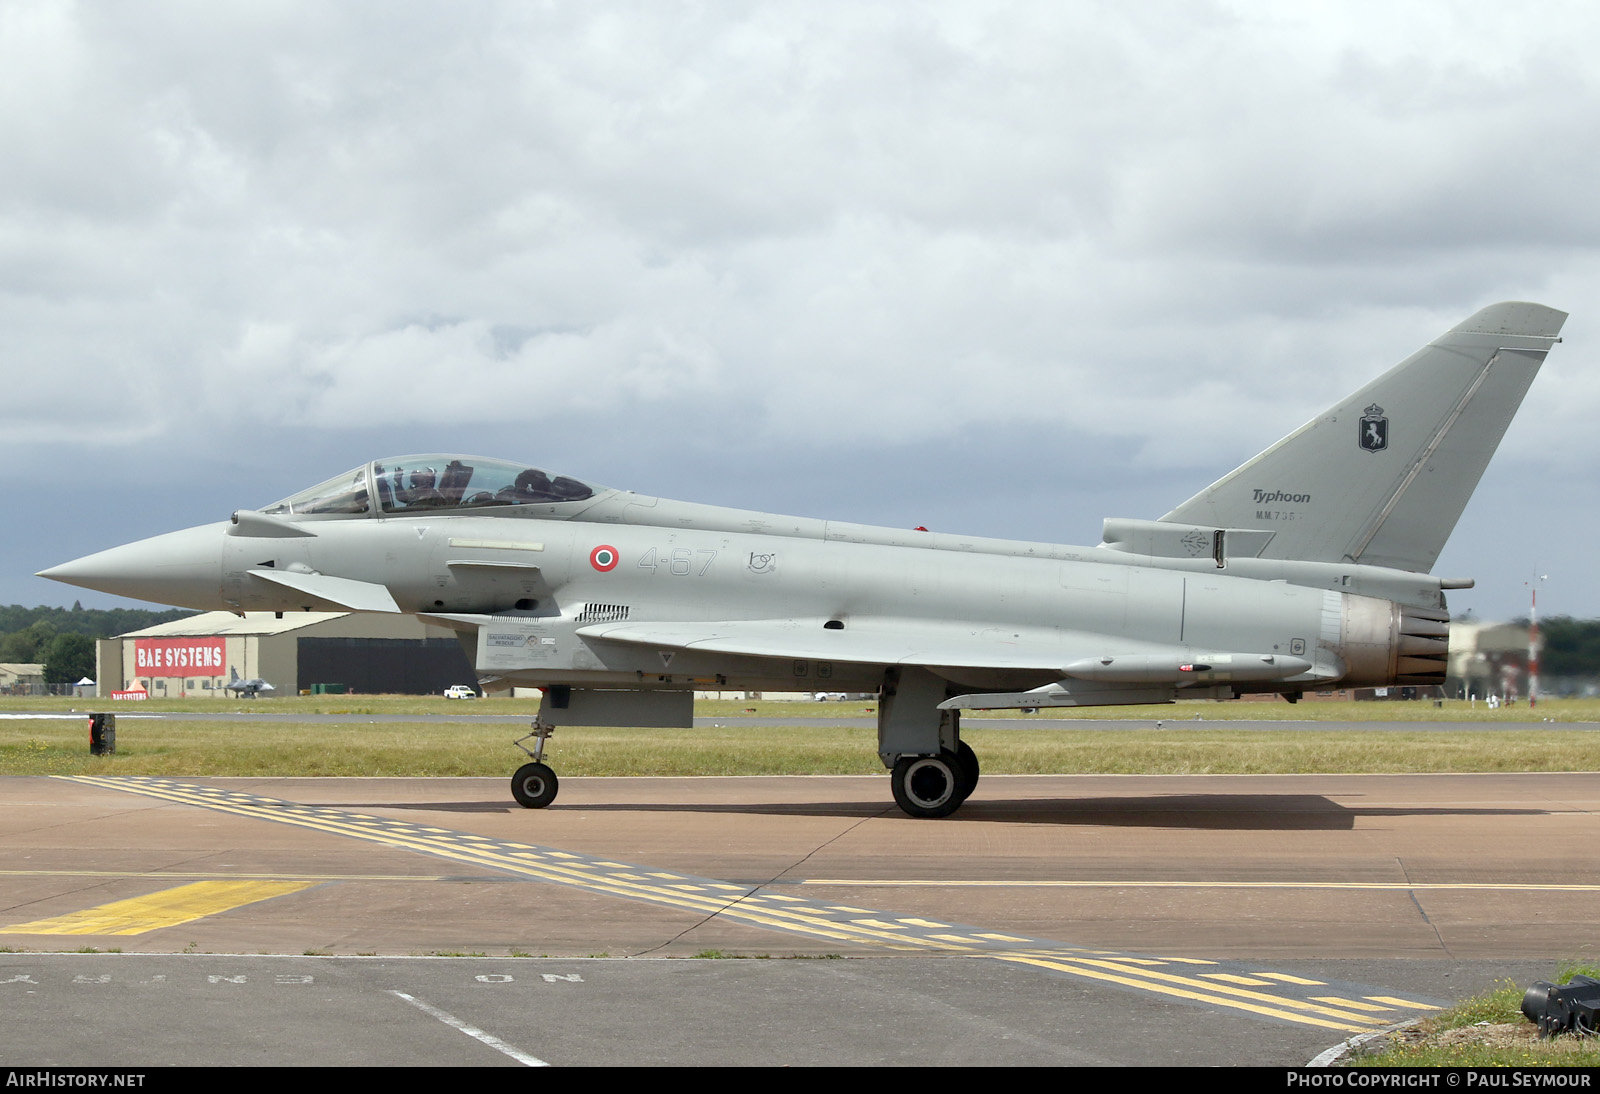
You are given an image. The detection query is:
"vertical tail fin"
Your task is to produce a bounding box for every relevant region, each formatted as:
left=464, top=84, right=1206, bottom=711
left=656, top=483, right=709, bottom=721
left=1161, top=302, right=1566, bottom=571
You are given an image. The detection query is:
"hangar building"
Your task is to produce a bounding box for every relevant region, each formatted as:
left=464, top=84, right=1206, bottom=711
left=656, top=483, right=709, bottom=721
left=1447, top=620, right=1535, bottom=701
left=99, top=612, right=477, bottom=697
left=0, top=663, right=45, bottom=696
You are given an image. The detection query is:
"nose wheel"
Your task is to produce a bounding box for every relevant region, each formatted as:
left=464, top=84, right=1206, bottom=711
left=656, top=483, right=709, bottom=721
left=511, top=721, right=560, bottom=809
left=512, top=761, right=559, bottom=808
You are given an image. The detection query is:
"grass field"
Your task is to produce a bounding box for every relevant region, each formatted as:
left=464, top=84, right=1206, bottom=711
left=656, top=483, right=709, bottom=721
left=2, top=694, right=1597, bottom=778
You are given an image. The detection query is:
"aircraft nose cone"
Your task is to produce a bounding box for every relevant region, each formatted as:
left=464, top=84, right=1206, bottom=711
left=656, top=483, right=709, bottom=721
left=39, top=522, right=227, bottom=609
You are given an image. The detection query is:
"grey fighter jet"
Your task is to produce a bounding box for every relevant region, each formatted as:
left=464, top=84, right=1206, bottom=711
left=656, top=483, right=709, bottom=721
left=40, top=302, right=1565, bottom=817
left=223, top=668, right=275, bottom=698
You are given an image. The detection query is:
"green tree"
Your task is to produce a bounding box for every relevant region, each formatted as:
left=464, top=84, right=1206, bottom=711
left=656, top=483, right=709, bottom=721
left=0, top=604, right=195, bottom=665
left=42, top=633, right=96, bottom=686
left=1541, top=617, right=1600, bottom=678
left=0, top=620, right=57, bottom=664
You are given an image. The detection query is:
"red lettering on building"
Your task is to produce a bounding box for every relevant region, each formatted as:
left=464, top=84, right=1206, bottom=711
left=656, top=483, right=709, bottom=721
left=133, top=638, right=227, bottom=678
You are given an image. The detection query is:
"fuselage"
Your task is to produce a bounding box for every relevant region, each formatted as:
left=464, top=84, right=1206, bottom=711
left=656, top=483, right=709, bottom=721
left=42, top=469, right=1449, bottom=699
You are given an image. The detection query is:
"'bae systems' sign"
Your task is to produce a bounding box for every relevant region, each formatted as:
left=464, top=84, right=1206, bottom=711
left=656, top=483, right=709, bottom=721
left=133, top=637, right=226, bottom=678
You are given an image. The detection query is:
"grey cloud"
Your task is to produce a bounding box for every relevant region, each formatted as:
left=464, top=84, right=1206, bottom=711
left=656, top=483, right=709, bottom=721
left=4, top=1, right=1598, bottom=618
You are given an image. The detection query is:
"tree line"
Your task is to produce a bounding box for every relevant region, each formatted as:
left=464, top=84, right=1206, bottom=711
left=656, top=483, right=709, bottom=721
left=1, top=603, right=196, bottom=685
left=1535, top=617, right=1600, bottom=679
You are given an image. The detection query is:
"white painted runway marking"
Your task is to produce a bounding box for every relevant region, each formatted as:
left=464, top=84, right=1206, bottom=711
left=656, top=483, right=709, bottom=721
left=388, top=990, right=549, bottom=1067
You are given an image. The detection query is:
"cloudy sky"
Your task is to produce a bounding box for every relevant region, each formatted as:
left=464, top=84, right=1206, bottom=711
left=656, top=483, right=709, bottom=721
left=3, top=1, right=1595, bottom=621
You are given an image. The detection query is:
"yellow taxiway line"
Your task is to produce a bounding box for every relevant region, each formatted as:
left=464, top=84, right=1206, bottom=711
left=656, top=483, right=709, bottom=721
left=0, top=869, right=446, bottom=881
left=3, top=880, right=318, bottom=936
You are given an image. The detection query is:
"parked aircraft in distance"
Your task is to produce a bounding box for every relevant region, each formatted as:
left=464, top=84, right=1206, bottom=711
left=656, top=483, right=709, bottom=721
left=41, top=303, right=1565, bottom=816
left=223, top=668, right=275, bottom=698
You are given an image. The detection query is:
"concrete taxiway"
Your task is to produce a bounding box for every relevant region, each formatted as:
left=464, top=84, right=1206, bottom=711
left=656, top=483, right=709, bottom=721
left=3, top=770, right=1597, bottom=1065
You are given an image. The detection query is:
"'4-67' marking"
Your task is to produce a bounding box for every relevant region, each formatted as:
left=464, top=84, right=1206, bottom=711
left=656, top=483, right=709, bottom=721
left=637, top=548, right=717, bottom=576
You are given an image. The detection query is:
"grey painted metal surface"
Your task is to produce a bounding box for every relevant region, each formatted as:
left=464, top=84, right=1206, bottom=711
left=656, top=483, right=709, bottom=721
left=39, top=304, right=1566, bottom=816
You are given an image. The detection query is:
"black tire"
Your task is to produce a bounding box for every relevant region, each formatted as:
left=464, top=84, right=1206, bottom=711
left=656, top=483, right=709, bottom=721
left=511, top=762, right=559, bottom=808
left=890, top=754, right=963, bottom=818
left=952, top=741, right=980, bottom=803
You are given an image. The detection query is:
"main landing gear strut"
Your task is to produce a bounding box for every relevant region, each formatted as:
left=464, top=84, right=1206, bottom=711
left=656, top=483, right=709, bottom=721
left=879, top=666, right=982, bottom=818
left=511, top=720, right=559, bottom=809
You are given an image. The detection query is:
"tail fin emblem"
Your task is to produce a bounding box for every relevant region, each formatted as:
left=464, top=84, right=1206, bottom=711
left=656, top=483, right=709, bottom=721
left=1359, top=404, right=1389, bottom=452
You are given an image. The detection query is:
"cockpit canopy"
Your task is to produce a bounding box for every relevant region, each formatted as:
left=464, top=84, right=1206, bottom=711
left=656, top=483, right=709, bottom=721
left=261, top=456, right=600, bottom=517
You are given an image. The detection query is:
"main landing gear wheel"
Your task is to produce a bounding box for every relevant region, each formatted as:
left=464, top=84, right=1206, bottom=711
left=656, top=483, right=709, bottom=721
left=953, top=741, right=980, bottom=803
left=891, top=753, right=963, bottom=818
left=511, top=762, right=559, bottom=809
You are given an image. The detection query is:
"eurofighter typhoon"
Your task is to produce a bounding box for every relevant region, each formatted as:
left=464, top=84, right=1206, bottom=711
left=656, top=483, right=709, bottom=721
left=41, top=303, right=1566, bottom=817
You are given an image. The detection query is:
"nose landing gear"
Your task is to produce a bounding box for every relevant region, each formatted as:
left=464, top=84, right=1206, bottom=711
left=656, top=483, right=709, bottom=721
left=511, top=721, right=559, bottom=809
